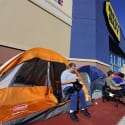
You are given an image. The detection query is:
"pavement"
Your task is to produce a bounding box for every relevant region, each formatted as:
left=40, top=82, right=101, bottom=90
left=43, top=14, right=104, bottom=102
left=31, top=98, right=125, bottom=125
left=117, top=116, right=125, bottom=125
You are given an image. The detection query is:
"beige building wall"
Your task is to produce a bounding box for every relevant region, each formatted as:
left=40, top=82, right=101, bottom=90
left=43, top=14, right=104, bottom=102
left=0, top=0, right=72, bottom=58
left=45, top=0, right=72, bottom=17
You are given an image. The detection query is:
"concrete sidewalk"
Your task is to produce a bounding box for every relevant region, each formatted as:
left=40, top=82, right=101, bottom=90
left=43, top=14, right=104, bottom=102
left=117, top=116, right=125, bottom=125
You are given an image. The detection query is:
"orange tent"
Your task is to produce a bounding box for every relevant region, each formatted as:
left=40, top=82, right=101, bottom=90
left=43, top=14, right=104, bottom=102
left=0, top=47, right=90, bottom=124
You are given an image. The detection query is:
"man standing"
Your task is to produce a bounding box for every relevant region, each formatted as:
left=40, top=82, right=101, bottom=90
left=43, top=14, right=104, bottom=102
left=61, top=63, right=91, bottom=122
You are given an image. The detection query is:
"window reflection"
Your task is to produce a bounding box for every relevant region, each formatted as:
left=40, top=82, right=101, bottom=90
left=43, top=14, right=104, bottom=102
left=109, top=52, right=125, bottom=72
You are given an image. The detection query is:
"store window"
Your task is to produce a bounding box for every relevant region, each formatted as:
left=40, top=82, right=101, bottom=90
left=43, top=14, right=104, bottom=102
left=110, top=52, right=125, bottom=72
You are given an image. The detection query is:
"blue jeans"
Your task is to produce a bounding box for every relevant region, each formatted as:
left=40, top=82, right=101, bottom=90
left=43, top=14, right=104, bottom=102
left=63, top=86, right=87, bottom=111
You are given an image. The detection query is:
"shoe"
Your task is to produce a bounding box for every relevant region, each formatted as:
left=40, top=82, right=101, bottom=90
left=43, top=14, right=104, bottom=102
left=81, top=109, right=91, bottom=118
left=68, top=112, right=79, bottom=122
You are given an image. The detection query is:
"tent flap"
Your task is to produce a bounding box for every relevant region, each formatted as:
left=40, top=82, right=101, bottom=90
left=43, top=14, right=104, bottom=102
left=0, top=86, right=57, bottom=123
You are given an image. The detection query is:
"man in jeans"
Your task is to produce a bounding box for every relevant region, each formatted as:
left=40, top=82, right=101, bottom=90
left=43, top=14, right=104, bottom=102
left=61, top=63, right=91, bottom=122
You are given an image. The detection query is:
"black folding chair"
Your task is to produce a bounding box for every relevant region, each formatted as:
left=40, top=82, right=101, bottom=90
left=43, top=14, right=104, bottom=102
left=102, top=83, right=124, bottom=107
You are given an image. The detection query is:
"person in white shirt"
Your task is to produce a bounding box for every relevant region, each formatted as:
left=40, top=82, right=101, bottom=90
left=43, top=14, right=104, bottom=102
left=61, top=63, right=91, bottom=122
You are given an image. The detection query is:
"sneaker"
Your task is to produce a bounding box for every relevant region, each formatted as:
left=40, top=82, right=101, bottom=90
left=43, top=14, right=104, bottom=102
left=81, top=109, right=91, bottom=118
left=68, top=112, right=79, bottom=122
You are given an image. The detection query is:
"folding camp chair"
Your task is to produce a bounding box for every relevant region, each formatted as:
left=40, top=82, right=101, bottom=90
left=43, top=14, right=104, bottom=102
left=102, top=84, right=125, bottom=107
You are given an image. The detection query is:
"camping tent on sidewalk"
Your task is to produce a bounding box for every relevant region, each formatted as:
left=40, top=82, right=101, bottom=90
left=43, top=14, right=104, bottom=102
left=0, top=47, right=90, bottom=125
left=78, top=65, right=106, bottom=98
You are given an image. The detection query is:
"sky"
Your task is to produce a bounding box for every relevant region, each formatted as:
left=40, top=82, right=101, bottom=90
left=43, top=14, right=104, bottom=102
left=110, top=0, right=125, bottom=36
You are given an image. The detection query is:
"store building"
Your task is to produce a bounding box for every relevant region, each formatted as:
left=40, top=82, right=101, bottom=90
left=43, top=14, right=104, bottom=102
left=0, top=0, right=125, bottom=73
left=70, top=0, right=125, bottom=73
left=0, top=0, right=72, bottom=65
